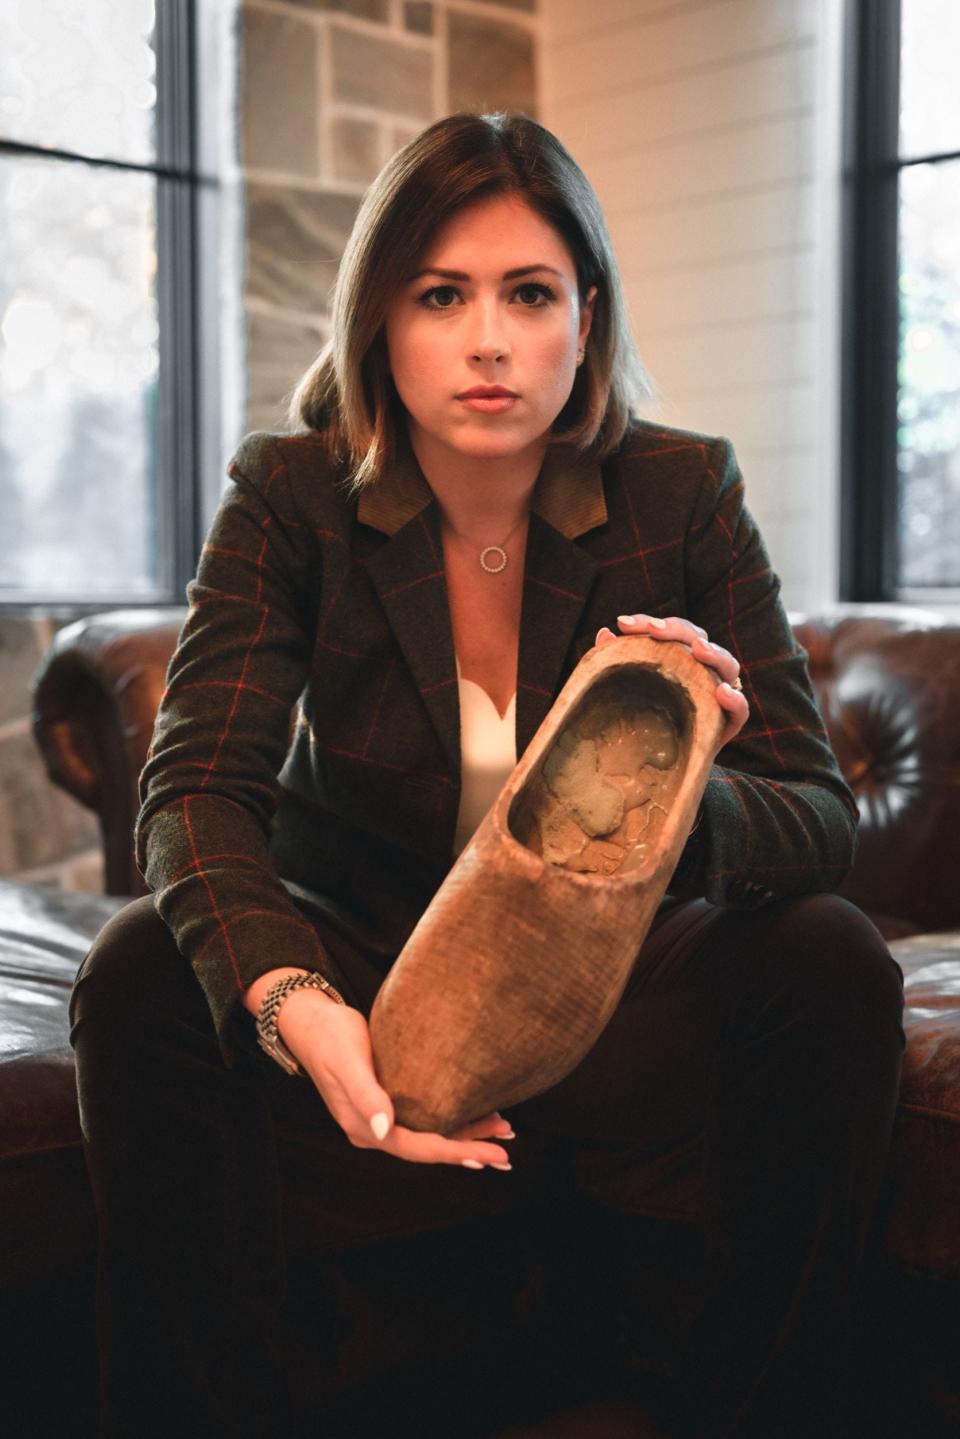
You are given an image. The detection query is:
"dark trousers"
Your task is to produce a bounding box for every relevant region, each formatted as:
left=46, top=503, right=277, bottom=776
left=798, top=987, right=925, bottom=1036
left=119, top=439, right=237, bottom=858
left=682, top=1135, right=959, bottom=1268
left=69, top=891, right=905, bottom=1439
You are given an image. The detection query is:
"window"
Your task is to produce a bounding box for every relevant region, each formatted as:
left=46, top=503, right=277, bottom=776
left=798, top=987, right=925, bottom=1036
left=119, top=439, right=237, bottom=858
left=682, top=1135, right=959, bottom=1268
left=841, top=0, right=960, bottom=600
left=0, top=0, right=224, bottom=607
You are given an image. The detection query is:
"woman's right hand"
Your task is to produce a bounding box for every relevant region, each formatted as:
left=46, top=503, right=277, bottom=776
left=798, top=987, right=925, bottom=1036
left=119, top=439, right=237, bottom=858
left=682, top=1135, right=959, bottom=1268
left=277, top=986, right=515, bottom=1170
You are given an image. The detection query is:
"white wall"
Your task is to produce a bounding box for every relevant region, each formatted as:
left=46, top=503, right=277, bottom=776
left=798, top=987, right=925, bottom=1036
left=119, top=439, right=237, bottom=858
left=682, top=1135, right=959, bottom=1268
left=541, top=0, right=844, bottom=612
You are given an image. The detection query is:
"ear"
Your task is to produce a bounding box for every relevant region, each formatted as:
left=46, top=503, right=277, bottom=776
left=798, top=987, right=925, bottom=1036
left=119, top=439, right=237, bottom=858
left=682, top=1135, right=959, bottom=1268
left=578, top=284, right=597, bottom=347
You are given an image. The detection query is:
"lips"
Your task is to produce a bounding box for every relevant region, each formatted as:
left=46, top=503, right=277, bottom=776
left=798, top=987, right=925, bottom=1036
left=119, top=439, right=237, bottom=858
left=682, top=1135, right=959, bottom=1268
left=455, top=386, right=519, bottom=399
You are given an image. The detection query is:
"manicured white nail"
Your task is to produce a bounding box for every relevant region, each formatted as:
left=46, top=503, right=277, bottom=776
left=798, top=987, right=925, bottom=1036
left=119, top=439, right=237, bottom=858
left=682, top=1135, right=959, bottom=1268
left=491, top=1162, right=513, bottom=1171
left=720, top=681, right=737, bottom=695
left=462, top=1159, right=484, bottom=1169
left=500, top=1129, right=516, bottom=1139
left=370, top=1112, right=390, bottom=1141
left=616, top=614, right=637, bottom=626
left=647, top=615, right=667, bottom=627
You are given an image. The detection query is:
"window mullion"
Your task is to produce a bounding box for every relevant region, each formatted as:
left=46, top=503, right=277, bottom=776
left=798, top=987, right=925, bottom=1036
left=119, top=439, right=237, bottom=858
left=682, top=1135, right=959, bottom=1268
left=155, top=0, right=202, bottom=600
left=841, top=0, right=902, bottom=600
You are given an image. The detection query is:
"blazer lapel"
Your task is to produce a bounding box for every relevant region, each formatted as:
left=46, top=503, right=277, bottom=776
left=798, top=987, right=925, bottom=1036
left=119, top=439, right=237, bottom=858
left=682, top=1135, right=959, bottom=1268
left=516, top=515, right=599, bottom=755
left=514, top=442, right=606, bottom=755
left=362, top=499, right=461, bottom=775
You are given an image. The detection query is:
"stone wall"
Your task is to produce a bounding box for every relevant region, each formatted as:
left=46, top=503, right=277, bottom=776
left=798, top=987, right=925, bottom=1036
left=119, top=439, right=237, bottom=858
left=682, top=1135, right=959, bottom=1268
left=241, top=0, right=540, bottom=432
left=1, top=0, right=540, bottom=892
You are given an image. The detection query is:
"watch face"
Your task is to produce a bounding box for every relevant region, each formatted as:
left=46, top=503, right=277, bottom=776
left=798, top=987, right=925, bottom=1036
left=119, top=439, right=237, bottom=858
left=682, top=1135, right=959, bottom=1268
left=258, top=1033, right=301, bottom=1076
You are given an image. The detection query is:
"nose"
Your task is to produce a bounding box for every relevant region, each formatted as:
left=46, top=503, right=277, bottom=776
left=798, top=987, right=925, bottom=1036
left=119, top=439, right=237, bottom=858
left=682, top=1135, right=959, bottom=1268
left=469, top=296, right=509, bottom=365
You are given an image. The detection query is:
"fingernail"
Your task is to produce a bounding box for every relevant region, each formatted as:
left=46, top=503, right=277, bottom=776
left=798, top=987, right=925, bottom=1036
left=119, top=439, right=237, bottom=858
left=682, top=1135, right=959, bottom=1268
left=462, top=1159, right=484, bottom=1170
left=720, top=681, right=737, bottom=695
left=619, top=613, right=666, bottom=628
left=491, top=1162, right=513, bottom=1172
left=500, top=1129, right=516, bottom=1139
left=370, top=1112, right=390, bottom=1141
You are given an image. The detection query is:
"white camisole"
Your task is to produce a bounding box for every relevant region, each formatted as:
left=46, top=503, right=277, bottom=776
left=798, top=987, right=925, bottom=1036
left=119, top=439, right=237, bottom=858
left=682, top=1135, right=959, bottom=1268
left=452, top=656, right=517, bottom=857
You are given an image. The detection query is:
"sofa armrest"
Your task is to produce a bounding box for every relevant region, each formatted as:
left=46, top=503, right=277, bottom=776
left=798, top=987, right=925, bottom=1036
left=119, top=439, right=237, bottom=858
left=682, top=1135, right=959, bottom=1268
left=790, top=604, right=960, bottom=937
left=31, top=608, right=187, bottom=896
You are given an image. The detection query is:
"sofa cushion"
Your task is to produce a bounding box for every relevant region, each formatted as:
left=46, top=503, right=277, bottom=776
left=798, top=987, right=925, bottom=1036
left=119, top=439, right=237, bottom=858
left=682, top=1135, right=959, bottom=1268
left=0, top=879, right=125, bottom=1288
left=883, top=929, right=960, bottom=1280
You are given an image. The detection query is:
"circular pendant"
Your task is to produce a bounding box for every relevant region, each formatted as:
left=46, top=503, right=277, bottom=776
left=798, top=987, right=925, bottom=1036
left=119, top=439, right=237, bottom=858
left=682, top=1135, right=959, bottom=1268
left=479, top=545, right=508, bottom=574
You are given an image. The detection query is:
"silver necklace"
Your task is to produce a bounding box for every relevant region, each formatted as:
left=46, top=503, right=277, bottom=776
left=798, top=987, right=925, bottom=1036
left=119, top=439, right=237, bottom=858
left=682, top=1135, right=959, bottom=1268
left=446, top=509, right=529, bottom=569
left=479, top=513, right=529, bottom=573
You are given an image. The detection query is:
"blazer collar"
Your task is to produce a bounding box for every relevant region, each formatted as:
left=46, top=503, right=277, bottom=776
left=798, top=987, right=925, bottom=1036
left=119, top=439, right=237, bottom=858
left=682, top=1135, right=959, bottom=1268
left=359, top=435, right=606, bottom=783
left=357, top=436, right=607, bottom=541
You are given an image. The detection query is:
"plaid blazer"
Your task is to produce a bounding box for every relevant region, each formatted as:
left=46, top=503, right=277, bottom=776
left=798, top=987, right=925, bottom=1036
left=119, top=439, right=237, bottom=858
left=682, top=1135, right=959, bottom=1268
left=136, top=420, right=859, bottom=1065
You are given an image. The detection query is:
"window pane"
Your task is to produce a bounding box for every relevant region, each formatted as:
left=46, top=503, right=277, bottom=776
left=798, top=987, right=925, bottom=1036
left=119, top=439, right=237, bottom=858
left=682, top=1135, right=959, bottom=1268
left=0, top=0, right=157, bottom=166
left=899, top=0, right=960, bottom=159
left=897, top=161, right=960, bottom=588
left=0, top=155, right=162, bottom=600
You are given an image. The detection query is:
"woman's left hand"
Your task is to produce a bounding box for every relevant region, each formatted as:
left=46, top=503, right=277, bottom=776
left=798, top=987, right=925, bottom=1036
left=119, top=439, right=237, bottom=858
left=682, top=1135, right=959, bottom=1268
left=596, top=613, right=749, bottom=751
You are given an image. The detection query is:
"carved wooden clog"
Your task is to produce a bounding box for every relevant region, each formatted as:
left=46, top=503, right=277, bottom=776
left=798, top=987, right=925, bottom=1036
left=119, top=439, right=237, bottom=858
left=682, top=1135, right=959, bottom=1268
left=368, top=637, right=725, bottom=1133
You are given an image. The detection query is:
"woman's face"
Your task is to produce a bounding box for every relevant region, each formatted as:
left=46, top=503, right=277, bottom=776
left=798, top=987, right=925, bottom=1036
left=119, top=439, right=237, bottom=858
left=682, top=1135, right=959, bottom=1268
left=384, top=193, right=596, bottom=466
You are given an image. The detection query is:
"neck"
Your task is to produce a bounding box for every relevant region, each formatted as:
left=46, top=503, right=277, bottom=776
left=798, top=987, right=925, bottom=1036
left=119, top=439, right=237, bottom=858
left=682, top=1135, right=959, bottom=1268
left=406, top=423, right=546, bottom=540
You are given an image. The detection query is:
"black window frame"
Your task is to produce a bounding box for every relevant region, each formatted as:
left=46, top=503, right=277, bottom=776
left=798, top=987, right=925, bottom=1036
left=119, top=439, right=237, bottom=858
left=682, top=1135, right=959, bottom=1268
left=0, top=0, right=222, bottom=614
left=841, top=0, right=960, bottom=601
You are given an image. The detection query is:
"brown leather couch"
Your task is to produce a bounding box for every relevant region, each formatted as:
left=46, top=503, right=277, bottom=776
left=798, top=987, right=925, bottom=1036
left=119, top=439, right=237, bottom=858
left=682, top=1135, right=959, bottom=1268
left=2, top=604, right=958, bottom=1437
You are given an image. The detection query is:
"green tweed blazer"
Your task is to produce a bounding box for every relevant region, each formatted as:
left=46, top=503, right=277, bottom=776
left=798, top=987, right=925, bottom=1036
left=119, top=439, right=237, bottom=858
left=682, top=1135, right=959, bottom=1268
left=136, top=419, right=859, bottom=1065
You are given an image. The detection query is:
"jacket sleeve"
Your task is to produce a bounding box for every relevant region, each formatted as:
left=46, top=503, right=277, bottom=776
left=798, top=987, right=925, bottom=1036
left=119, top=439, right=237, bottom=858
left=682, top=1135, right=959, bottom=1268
left=135, top=432, right=338, bottom=1068
left=669, top=437, right=860, bottom=908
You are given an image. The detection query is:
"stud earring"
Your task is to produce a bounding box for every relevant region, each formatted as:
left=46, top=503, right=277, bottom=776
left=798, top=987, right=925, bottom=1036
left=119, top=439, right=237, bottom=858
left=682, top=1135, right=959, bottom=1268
left=576, top=348, right=586, bottom=367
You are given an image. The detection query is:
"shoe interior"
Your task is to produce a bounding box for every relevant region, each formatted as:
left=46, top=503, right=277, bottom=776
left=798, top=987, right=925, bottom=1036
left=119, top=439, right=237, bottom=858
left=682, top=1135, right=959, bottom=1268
left=509, top=664, right=694, bottom=877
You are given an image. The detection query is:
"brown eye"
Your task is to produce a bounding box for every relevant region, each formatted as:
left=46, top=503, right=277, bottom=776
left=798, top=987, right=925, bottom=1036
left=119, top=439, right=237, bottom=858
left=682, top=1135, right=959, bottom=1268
left=419, top=286, right=460, bottom=309
left=515, top=283, right=555, bottom=307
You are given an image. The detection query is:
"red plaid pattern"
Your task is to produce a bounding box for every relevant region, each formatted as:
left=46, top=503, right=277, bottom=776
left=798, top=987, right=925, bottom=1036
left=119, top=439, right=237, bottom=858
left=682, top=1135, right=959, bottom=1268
left=136, top=422, right=857, bottom=1066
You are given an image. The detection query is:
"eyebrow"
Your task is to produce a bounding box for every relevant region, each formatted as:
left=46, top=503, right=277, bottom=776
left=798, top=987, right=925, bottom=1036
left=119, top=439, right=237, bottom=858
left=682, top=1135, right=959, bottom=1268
left=406, top=264, right=565, bottom=283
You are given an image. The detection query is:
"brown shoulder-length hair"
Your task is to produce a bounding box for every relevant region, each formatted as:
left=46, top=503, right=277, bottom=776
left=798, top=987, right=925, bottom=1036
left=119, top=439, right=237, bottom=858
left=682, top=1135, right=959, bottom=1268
left=285, top=111, right=656, bottom=488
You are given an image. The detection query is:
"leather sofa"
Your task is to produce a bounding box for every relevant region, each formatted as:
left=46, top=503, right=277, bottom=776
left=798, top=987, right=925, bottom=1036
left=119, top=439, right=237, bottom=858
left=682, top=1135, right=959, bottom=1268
left=2, top=604, right=958, bottom=1437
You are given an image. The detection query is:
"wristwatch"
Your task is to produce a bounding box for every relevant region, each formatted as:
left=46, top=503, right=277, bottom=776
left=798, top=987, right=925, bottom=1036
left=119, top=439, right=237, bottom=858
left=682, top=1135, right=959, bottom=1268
left=256, top=971, right=346, bottom=1076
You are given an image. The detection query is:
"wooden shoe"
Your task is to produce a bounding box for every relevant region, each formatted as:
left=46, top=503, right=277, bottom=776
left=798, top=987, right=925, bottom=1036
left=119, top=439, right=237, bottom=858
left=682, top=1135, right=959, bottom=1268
left=368, top=636, right=725, bottom=1133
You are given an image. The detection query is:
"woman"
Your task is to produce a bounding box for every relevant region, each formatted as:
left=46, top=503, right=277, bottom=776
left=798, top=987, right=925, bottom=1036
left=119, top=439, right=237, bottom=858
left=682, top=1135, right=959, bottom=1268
left=70, top=112, right=904, bottom=1438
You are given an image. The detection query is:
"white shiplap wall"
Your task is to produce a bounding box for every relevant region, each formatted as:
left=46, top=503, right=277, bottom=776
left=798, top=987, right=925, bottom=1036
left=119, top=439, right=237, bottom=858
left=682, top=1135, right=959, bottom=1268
left=541, top=0, right=844, bottom=611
